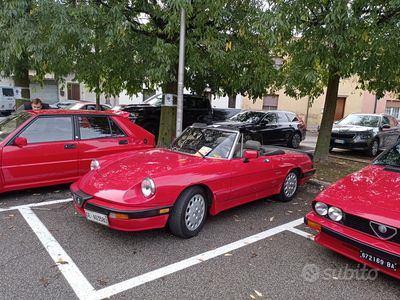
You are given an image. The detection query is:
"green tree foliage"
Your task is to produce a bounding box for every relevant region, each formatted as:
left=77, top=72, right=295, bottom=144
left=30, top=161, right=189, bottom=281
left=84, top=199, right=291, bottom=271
left=268, top=0, right=400, bottom=161
left=0, top=1, right=278, bottom=145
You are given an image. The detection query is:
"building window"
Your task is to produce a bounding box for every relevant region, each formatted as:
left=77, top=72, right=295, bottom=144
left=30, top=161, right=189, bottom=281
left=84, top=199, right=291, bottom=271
left=386, top=107, right=400, bottom=119
left=67, top=83, right=80, bottom=100
left=262, top=95, right=278, bottom=111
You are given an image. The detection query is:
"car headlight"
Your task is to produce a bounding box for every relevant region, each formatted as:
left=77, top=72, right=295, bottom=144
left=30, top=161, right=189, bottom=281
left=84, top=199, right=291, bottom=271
left=354, top=133, right=371, bottom=141
left=314, top=202, right=328, bottom=216
left=90, top=159, right=100, bottom=170
left=328, top=206, right=343, bottom=222
left=141, top=177, right=156, bottom=197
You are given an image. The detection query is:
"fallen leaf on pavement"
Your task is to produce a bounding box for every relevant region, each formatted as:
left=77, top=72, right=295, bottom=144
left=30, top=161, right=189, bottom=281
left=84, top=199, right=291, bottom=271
left=56, top=259, right=69, bottom=265
left=254, top=290, right=263, bottom=297
left=224, top=253, right=233, bottom=256
left=269, top=216, right=274, bottom=222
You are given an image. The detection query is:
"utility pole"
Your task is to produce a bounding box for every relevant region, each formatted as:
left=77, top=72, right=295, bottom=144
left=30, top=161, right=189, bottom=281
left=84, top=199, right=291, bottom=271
left=176, top=8, right=186, bottom=136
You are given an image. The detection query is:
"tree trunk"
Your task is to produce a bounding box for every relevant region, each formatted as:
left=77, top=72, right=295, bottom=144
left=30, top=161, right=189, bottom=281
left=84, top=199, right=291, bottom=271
left=157, top=81, right=178, bottom=147
left=314, top=67, right=340, bottom=162
left=13, top=62, right=30, bottom=99
left=228, top=95, right=236, bottom=108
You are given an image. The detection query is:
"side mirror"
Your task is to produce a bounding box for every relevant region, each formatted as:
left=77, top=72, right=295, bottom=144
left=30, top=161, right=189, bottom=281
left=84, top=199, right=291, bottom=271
left=243, top=150, right=258, bottom=162
left=14, top=137, right=28, bottom=147
left=381, top=124, right=391, bottom=130
left=333, top=121, right=339, bottom=125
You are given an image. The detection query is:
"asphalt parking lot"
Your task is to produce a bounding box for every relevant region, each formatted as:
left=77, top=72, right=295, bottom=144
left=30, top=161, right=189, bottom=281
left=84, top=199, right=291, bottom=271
left=1, top=183, right=399, bottom=300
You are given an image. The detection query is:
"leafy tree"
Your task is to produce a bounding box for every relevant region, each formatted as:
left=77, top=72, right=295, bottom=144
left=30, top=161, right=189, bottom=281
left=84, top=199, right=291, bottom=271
left=1, top=0, right=278, bottom=145
left=268, top=0, right=400, bottom=161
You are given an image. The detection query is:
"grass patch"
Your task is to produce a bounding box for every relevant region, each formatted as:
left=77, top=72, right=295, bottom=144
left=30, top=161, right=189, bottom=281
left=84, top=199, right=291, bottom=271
left=314, top=156, right=368, bottom=183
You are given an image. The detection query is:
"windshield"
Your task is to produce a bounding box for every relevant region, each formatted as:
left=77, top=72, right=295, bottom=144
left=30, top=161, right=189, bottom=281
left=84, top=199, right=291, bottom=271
left=229, top=111, right=265, bottom=124
left=0, top=112, right=32, bottom=141
left=338, top=115, right=380, bottom=127
left=171, top=127, right=237, bottom=159
left=143, top=94, right=163, bottom=106
left=373, top=143, right=400, bottom=167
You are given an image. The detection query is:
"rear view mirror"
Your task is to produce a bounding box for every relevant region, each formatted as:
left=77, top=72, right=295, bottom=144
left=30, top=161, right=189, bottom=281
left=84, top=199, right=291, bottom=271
left=14, top=137, right=28, bottom=147
left=243, top=150, right=258, bottom=162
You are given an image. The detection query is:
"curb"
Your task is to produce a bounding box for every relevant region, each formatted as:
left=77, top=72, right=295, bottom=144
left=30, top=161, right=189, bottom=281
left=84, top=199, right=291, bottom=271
left=307, top=178, right=331, bottom=188
left=328, top=154, right=371, bottom=164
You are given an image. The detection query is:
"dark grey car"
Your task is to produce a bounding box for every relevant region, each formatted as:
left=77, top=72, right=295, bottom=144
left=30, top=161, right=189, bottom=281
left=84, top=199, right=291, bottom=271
left=330, top=113, right=400, bottom=156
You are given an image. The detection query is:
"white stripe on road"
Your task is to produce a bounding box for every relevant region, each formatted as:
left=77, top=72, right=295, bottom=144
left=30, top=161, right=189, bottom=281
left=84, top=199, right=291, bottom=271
left=19, top=207, right=95, bottom=299
left=288, top=227, right=315, bottom=240
left=91, top=218, right=304, bottom=300
left=0, top=198, right=72, bottom=213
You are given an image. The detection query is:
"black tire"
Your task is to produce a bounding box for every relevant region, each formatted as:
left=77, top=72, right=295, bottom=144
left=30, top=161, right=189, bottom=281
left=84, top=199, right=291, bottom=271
left=168, top=186, right=208, bottom=238
left=276, top=170, right=299, bottom=202
left=288, top=132, right=301, bottom=148
left=366, top=139, right=379, bottom=157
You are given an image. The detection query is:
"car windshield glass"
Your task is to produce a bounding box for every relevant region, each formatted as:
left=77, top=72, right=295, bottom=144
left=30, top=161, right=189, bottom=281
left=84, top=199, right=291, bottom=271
left=338, top=115, right=380, bottom=127
left=170, top=127, right=237, bottom=159
left=373, top=143, right=400, bottom=167
left=0, top=112, right=32, bottom=141
left=143, top=94, right=163, bottom=106
left=229, top=111, right=265, bottom=124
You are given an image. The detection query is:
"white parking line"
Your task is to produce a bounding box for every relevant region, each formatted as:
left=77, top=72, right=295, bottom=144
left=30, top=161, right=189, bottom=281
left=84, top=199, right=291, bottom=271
left=12, top=199, right=307, bottom=300
left=19, top=207, right=95, bottom=299
left=91, top=218, right=304, bottom=300
left=0, top=198, right=72, bottom=213
left=288, top=227, right=315, bottom=240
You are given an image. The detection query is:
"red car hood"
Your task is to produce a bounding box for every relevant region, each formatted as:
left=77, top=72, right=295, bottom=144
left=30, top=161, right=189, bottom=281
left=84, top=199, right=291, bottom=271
left=317, top=165, right=400, bottom=225
left=98, top=148, right=203, bottom=181
left=77, top=148, right=206, bottom=204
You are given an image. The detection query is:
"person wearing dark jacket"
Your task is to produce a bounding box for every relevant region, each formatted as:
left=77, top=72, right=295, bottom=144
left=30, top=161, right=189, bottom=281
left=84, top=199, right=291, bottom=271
left=24, top=98, right=50, bottom=110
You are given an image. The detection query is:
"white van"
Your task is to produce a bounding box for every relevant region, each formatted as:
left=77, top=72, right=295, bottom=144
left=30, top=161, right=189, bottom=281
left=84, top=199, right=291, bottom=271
left=0, top=86, right=15, bottom=115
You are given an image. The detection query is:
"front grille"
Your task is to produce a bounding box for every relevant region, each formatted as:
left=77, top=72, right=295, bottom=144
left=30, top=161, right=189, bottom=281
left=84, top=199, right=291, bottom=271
left=343, top=213, right=400, bottom=245
left=331, top=132, right=356, bottom=139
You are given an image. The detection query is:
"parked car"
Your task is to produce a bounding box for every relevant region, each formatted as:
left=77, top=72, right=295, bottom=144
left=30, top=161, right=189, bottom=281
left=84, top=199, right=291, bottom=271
left=331, top=113, right=400, bottom=156
left=66, top=102, right=112, bottom=111
left=212, top=108, right=241, bottom=122
left=305, top=141, right=400, bottom=279
left=120, top=94, right=213, bottom=137
left=214, top=110, right=306, bottom=148
left=49, top=100, right=80, bottom=109
left=0, top=86, right=15, bottom=115
left=0, top=110, right=155, bottom=193
left=71, top=124, right=315, bottom=238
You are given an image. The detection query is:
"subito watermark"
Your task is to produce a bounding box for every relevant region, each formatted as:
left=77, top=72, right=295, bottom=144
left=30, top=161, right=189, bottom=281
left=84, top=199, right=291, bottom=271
left=301, top=264, right=379, bottom=282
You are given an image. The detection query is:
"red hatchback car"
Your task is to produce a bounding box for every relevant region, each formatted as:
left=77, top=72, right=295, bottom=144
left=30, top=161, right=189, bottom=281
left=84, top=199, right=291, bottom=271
left=71, top=124, right=315, bottom=238
left=0, top=110, right=154, bottom=193
left=305, top=142, right=400, bottom=279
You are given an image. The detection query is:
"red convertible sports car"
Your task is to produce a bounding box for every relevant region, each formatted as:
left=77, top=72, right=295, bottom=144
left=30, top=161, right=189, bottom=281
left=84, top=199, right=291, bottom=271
left=0, top=110, right=154, bottom=193
left=71, top=124, right=315, bottom=238
left=305, top=141, right=400, bottom=279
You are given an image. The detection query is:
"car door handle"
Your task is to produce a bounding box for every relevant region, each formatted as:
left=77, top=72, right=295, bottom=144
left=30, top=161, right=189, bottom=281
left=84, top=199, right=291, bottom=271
left=64, top=144, right=76, bottom=149
left=119, top=140, right=128, bottom=145
left=263, top=159, right=270, bottom=163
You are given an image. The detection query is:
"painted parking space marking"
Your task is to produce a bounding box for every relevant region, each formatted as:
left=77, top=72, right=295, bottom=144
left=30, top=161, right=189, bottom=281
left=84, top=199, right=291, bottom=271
left=6, top=198, right=312, bottom=300
left=19, top=207, right=95, bottom=299
left=92, top=218, right=304, bottom=299
left=0, top=198, right=72, bottom=213
left=288, top=227, right=315, bottom=240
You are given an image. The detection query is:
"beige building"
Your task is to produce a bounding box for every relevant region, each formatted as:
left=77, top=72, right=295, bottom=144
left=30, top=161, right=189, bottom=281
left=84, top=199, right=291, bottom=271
left=241, top=77, right=400, bottom=129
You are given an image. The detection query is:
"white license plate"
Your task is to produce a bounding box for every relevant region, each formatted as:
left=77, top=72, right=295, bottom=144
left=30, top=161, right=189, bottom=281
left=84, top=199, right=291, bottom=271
left=334, top=139, right=345, bottom=144
left=85, top=210, right=109, bottom=226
